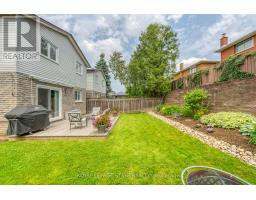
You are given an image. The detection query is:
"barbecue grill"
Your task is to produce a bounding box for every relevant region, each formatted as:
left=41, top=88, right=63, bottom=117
left=5, top=105, right=50, bottom=135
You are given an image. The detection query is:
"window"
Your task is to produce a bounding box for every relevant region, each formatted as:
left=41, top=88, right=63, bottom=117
left=75, top=90, right=82, bottom=101
left=95, top=74, right=98, bottom=84
left=50, top=45, right=57, bottom=61
left=190, top=67, right=197, bottom=74
left=41, top=38, right=58, bottom=62
left=235, top=38, right=253, bottom=53
left=76, top=62, right=83, bottom=75
left=41, top=38, right=48, bottom=57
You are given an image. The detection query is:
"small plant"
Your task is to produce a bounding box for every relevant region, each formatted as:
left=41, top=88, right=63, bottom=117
left=93, top=114, right=112, bottom=129
left=240, top=122, right=256, bottom=144
left=249, top=131, right=256, bottom=144
left=240, top=122, right=256, bottom=136
left=155, top=104, right=164, bottom=112
left=112, top=107, right=119, bottom=116
left=200, top=112, right=256, bottom=129
left=160, top=104, right=183, bottom=116
left=183, top=88, right=208, bottom=119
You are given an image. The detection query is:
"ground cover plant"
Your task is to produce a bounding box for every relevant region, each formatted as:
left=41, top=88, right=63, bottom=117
left=0, top=113, right=256, bottom=184
left=160, top=104, right=183, bottom=116
left=200, top=112, right=256, bottom=129
left=240, top=122, right=256, bottom=144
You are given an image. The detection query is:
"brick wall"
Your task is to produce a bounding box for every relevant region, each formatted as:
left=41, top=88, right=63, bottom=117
left=0, top=72, right=87, bottom=135
left=165, top=77, right=256, bottom=115
left=0, top=72, right=18, bottom=134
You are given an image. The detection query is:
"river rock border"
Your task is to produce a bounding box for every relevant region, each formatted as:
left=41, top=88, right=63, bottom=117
left=148, top=111, right=256, bottom=167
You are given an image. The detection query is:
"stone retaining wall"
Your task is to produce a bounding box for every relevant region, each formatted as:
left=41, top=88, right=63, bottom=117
left=165, top=77, right=256, bottom=115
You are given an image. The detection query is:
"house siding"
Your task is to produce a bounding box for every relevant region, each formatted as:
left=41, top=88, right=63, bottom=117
left=0, top=15, right=89, bottom=135
left=17, top=23, right=87, bottom=89
left=221, top=35, right=256, bottom=61
left=86, top=70, right=106, bottom=98
left=0, top=16, right=17, bottom=72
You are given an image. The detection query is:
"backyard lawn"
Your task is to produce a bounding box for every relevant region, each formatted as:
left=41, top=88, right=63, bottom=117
left=0, top=113, right=256, bottom=184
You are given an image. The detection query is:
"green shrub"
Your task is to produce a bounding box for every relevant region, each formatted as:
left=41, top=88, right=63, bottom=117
left=160, top=104, right=183, bottom=116
left=240, top=122, right=256, bottom=136
left=240, top=122, right=256, bottom=144
left=181, top=106, right=194, bottom=118
left=218, top=54, right=254, bottom=82
left=183, top=88, right=208, bottom=119
left=200, top=112, right=256, bottom=129
left=155, top=104, right=164, bottom=112
left=249, top=131, right=256, bottom=144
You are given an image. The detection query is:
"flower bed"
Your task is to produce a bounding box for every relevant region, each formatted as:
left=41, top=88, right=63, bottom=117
left=149, top=111, right=256, bottom=167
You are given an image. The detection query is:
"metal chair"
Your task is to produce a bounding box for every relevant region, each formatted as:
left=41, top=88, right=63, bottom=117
left=181, top=166, right=250, bottom=185
left=91, top=107, right=101, bottom=116
left=68, top=112, right=87, bottom=129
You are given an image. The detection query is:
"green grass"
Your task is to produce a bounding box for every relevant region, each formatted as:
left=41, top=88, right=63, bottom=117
left=0, top=113, right=256, bottom=184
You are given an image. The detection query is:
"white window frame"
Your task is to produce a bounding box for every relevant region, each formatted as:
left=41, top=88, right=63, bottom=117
left=41, top=37, right=59, bottom=63
left=190, top=67, right=197, bottom=74
left=36, top=84, right=62, bottom=121
left=75, top=90, right=82, bottom=102
left=76, top=61, right=83, bottom=75
left=235, top=38, right=254, bottom=53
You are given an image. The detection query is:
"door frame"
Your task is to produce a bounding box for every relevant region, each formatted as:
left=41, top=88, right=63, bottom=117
left=36, top=84, right=63, bottom=121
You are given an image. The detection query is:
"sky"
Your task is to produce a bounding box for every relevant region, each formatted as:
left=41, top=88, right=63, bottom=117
left=40, top=14, right=256, bottom=92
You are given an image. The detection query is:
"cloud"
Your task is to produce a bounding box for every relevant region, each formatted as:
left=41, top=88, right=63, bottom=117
left=82, top=37, right=123, bottom=65
left=167, top=14, right=183, bottom=23
left=176, top=57, right=207, bottom=71
left=39, top=14, right=256, bottom=92
left=186, top=15, right=256, bottom=57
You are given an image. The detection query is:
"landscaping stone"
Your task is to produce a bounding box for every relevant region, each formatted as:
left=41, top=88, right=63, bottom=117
left=148, top=111, right=256, bottom=167
left=206, top=127, right=214, bottom=133
left=195, top=123, right=202, bottom=128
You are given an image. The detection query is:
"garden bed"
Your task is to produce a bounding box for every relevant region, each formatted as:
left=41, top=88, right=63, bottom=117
left=150, top=111, right=256, bottom=167
left=172, top=116, right=256, bottom=154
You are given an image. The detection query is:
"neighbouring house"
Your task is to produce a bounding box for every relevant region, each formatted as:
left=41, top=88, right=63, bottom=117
left=216, top=32, right=256, bottom=61
left=171, top=30, right=256, bottom=91
left=109, top=91, right=128, bottom=99
left=0, top=14, right=91, bottom=134
left=171, top=60, right=219, bottom=90
left=215, top=31, right=256, bottom=75
left=86, top=68, right=106, bottom=98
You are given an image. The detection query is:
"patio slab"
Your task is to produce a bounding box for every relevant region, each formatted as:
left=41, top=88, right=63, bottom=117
left=8, top=116, right=119, bottom=140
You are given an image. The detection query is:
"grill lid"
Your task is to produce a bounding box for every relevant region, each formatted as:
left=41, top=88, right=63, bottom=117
left=5, top=105, right=50, bottom=119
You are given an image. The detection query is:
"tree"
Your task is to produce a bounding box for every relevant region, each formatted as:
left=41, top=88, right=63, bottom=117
left=95, top=53, right=112, bottom=95
left=126, top=23, right=179, bottom=97
left=109, top=51, right=127, bottom=85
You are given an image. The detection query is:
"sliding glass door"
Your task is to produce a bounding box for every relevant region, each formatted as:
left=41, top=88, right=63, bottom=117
left=37, top=86, right=61, bottom=120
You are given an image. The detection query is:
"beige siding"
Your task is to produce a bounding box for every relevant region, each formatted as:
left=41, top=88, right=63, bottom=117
left=86, top=70, right=106, bottom=94
left=86, top=72, right=94, bottom=90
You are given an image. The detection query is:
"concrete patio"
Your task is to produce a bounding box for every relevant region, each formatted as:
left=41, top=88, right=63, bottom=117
left=8, top=116, right=119, bottom=140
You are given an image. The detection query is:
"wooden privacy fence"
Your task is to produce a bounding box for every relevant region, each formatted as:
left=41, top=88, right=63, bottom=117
left=86, top=98, right=162, bottom=113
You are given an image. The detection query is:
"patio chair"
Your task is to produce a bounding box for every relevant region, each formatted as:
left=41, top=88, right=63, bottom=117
left=181, top=166, right=250, bottom=185
left=68, top=111, right=87, bottom=129
left=91, top=107, right=100, bottom=117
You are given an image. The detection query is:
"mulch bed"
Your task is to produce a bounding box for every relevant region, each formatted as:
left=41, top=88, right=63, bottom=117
left=166, top=116, right=256, bottom=154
